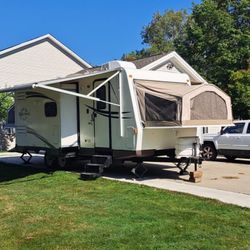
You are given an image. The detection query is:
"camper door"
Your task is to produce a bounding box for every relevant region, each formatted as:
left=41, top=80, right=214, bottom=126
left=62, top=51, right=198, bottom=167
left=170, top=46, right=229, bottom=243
left=93, top=79, right=111, bottom=149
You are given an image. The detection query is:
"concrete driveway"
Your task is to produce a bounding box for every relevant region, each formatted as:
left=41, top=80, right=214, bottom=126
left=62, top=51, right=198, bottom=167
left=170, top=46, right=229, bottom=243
left=0, top=152, right=249, bottom=207
left=190, top=158, right=250, bottom=194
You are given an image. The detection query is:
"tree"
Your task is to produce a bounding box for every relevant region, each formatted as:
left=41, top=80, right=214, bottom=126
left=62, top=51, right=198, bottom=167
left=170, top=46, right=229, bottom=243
left=124, top=1, right=249, bottom=117
left=0, top=93, right=14, bottom=122
left=228, top=68, right=250, bottom=119
left=121, top=48, right=152, bottom=61
left=122, top=10, right=188, bottom=60
left=142, top=10, right=188, bottom=53
left=175, top=0, right=250, bottom=117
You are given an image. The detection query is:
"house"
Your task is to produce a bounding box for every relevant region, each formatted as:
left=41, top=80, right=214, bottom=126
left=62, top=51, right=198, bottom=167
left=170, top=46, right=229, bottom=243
left=128, top=52, right=206, bottom=85
left=0, top=34, right=91, bottom=90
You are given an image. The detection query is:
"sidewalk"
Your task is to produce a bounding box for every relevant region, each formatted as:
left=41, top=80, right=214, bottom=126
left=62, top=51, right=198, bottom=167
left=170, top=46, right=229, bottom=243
left=104, top=176, right=250, bottom=208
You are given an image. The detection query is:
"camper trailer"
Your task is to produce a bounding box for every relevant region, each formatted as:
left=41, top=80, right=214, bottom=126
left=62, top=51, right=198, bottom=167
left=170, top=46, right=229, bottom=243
left=1, top=61, right=233, bottom=173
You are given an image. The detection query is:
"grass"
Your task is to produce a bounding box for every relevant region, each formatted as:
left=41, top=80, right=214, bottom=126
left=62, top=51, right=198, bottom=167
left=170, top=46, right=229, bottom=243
left=0, top=162, right=249, bottom=250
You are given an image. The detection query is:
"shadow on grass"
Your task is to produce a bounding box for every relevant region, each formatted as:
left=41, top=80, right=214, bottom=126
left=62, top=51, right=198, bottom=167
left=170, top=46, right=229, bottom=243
left=0, top=160, right=54, bottom=185
left=0, top=154, right=186, bottom=184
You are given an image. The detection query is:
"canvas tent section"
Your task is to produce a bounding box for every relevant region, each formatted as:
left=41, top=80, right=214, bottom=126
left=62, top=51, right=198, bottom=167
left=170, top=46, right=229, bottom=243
left=134, top=80, right=232, bottom=127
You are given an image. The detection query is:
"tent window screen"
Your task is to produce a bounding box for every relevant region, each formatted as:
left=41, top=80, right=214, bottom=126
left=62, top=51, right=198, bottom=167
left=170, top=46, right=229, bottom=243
left=191, top=91, right=227, bottom=120
left=45, top=102, right=57, bottom=117
left=96, top=86, right=106, bottom=110
left=145, top=93, right=177, bottom=121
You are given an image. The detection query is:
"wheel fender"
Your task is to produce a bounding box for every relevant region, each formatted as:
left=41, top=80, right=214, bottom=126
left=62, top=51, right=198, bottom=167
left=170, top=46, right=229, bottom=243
left=213, top=140, right=219, bottom=150
left=204, top=140, right=217, bottom=150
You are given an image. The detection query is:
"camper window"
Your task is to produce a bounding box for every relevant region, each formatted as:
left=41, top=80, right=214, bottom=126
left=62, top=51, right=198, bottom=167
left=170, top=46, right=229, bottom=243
left=44, top=102, right=57, bottom=117
left=145, top=93, right=177, bottom=122
left=96, top=86, right=106, bottom=110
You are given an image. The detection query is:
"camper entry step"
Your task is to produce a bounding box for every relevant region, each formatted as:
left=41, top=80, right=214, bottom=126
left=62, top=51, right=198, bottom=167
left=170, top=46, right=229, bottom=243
left=84, top=163, right=104, bottom=174
left=80, top=172, right=101, bottom=180
left=91, top=155, right=112, bottom=168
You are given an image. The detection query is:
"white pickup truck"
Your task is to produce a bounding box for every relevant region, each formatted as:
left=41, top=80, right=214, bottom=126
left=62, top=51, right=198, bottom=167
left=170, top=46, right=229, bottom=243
left=202, top=120, right=250, bottom=160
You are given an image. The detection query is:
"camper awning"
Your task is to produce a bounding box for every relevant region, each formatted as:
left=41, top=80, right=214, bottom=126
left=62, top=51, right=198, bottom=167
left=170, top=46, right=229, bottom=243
left=0, top=69, right=122, bottom=111
left=134, top=80, right=233, bottom=127
left=0, top=75, right=88, bottom=93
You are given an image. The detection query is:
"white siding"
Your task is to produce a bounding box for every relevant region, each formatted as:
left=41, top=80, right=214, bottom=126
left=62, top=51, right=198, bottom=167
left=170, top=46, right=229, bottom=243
left=0, top=41, right=84, bottom=88
left=156, top=63, right=181, bottom=73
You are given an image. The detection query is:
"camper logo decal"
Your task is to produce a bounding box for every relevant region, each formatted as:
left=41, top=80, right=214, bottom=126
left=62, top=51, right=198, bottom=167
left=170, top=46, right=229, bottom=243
left=19, top=108, right=30, bottom=121
left=25, top=92, right=55, bottom=102
left=86, top=105, right=132, bottom=119
left=26, top=126, right=56, bottom=148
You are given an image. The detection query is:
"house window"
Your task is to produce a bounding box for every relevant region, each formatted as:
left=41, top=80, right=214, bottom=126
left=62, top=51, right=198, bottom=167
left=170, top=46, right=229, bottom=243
left=96, top=86, right=106, bottom=110
left=45, top=102, right=57, bottom=117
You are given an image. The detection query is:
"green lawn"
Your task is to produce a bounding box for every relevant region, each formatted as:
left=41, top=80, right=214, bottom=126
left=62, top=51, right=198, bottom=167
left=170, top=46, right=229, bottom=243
left=0, top=162, right=249, bottom=250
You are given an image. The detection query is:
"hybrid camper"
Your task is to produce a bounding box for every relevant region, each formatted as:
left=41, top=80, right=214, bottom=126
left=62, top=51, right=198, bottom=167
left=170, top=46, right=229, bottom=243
left=1, top=61, right=233, bottom=173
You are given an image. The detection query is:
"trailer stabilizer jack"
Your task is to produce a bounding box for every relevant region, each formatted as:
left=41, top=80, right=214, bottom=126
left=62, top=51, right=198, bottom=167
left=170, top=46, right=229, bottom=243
left=20, top=151, right=32, bottom=164
left=131, top=162, right=148, bottom=178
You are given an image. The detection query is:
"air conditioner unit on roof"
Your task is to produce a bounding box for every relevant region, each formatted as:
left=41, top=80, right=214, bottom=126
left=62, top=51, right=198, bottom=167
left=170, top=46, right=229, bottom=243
left=102, top=60, right=136, bottom=70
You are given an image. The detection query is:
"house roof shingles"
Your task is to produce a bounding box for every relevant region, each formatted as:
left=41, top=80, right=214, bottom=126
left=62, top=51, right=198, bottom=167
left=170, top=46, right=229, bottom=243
left=129, top=54, right=166, bottom=69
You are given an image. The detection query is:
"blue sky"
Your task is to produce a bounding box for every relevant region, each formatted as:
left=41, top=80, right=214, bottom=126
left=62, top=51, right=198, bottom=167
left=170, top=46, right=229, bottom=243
left=0, top=0, right=200, bottom=66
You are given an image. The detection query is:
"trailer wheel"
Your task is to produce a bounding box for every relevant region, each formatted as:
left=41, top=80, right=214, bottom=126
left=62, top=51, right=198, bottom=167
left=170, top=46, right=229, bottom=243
left=44, top=153, right=58, bottom=169
left=57, top=156, right=67, bottom=168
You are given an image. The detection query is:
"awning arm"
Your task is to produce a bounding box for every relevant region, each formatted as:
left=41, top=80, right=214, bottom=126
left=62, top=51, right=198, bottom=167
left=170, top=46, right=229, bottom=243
left=119, top=72, right=124, bottom=137
left=33, top=83, right=120, bottom=107
left=87, top=71, right=120, bottom=96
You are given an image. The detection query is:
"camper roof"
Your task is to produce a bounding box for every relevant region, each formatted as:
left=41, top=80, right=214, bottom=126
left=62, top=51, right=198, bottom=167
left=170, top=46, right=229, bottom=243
left=0, top=67, right=191, bottom=93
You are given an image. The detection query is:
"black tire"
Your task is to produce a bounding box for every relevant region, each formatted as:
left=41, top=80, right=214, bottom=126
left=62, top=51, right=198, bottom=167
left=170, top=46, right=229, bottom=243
left=202, top=143, right=217, bottom=161
left=224, top=155, right=236, bottom=161
left=57, top=156, right=68, bottom=168
left=44, top=153, right=58, bottom=168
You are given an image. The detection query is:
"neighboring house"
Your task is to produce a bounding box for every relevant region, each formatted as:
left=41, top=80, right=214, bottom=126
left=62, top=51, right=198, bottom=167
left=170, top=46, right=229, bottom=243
left=0, top=34, right=92, bottom=90
left=129, top=52, right=207, bottom=85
